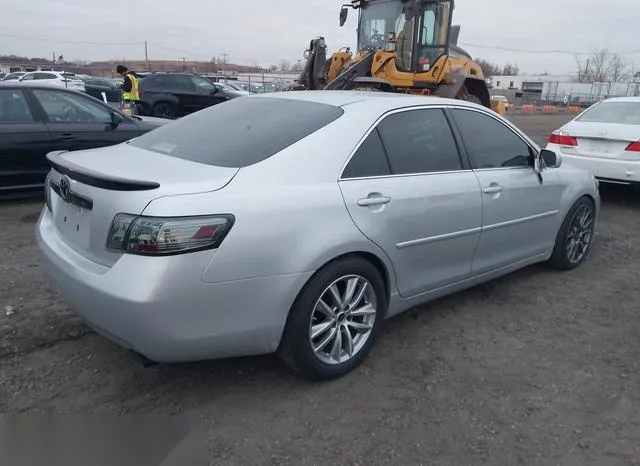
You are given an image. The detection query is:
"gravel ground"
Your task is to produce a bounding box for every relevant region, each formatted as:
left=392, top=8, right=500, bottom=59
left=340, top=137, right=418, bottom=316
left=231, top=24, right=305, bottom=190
left=1, top=114, right=639, bottom=465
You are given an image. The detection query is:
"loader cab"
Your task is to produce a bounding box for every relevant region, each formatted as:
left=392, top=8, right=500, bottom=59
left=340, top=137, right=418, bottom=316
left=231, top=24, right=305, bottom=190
left=347, top=0, right=453, bottom=73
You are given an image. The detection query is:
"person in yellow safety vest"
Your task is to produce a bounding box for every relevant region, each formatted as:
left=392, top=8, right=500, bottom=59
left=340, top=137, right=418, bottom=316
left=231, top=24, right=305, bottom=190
left=116, top=65, right=140, bottom=103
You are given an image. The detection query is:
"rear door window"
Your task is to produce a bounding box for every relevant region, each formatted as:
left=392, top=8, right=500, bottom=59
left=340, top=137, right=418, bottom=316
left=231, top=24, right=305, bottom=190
left=0, top=90, right=34, bottom=122
left=129, top=97, right=344, bottom=167
left=377, top=108, right=463, bottom=174
left=342, top=129, right=391, bottom=179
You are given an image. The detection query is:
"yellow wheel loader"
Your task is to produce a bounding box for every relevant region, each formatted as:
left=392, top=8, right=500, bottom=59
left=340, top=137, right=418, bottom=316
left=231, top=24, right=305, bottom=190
left=290, top=0, right=490, bottom=108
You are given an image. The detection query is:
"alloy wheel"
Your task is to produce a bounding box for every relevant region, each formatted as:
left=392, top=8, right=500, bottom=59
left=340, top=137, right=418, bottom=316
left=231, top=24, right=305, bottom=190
left=309, top=275, right=377, bottom=365
left=566, top=203, right=594, bottom=264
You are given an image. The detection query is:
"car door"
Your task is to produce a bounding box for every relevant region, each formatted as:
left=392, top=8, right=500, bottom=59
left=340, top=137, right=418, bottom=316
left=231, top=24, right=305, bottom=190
left=189, top=75, right=228, bottom=109
left=450, top=107, right=563, bottom=274
left=0, top=88, right=54, bottom=191
left=339, top=108, right=483, bottom=298
left=163, top=75, right=208, bottom=115
left=31, top=88, right=141, bottom=152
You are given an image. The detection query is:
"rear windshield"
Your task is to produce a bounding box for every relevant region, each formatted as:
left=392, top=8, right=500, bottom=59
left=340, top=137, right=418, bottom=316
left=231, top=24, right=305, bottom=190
left=577, top=101, right=640, bottom=125
left=129, top=97, right=344, bottom=167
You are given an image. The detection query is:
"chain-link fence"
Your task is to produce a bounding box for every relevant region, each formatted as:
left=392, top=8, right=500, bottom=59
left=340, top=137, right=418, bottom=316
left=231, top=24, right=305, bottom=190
left=493, top=81, right=640, bottom=109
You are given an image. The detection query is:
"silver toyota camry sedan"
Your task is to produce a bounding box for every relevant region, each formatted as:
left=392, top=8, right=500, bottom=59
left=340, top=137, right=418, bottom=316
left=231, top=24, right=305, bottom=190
left=37, top=91, right=600, bottom=379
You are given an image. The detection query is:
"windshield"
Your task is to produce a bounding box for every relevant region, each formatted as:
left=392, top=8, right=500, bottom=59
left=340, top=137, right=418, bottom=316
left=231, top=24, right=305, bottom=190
left=129, top=97, right=345, bottom=168
left=357, top=0, right=412, bottom=51
left=357, top=1, right=450, bottom=73
left=577, top=101, right=640, bottom=125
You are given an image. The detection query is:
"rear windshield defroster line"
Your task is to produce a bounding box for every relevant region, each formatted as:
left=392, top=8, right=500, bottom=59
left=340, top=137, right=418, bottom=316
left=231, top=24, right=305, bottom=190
left=129, top=97, right=345, bottom=168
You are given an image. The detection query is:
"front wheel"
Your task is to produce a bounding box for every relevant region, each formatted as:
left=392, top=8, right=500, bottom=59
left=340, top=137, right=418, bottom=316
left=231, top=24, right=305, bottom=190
left=152, top=102, right=176, bottom=119
left=278, top=257, right=387, bottom=380
left=547, top=197, right=596, bottom=270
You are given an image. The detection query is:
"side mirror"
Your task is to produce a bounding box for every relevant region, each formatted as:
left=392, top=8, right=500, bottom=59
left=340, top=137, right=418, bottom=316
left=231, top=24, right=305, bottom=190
left=110, top=112, right=123, bottom=127
left=339, top=6, right=349, bottom=27
left=540, top=149, right=562, bottom=169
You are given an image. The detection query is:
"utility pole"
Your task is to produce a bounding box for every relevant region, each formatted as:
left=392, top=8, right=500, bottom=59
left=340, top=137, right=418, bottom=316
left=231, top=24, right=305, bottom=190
left=144, top=41, right=149, bottom=71
left=222, top=53, right=229, bottom=75
left=182, top=57, right=186, bottom=71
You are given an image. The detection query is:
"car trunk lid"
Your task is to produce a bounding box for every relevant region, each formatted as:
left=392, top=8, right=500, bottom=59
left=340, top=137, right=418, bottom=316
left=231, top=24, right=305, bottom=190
left=46, top=143, right=238, bottom=267
left=562, top=121, right=640, bottom=160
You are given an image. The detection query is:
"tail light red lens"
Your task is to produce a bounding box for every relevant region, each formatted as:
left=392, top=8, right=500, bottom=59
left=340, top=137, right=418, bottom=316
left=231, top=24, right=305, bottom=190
left=549, top=132, right=578, bottom=146
left=625, top=141, right=640, bottom=152
left=106, top=214, right=234, bottom=256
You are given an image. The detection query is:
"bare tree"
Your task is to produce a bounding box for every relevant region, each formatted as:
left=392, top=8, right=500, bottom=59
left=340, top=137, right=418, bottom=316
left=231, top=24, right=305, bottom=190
left=279, top=60, right=291, bottom=72
left=269, top=64, right=279, bottom=73
left=502, top=63, right=520, bottom=75
left=610, top=53, right=630, bottom=82
left=474, top=58, right=502, bottom=78
left=575, top=49, right=632, bottom=83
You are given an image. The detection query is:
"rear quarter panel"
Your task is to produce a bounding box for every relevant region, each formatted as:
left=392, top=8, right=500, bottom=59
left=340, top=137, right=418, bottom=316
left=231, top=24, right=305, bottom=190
left=140, top=108, right=397, bottom=287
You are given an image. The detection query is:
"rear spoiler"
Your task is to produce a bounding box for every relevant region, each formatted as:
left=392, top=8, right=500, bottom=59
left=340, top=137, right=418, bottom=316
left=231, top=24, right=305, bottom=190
left=47, top=150, right=160, bottom=191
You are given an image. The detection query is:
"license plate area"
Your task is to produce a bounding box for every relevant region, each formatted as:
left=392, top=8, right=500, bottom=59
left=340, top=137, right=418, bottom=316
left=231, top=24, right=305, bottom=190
left=55, top=202, right=91, bottom=249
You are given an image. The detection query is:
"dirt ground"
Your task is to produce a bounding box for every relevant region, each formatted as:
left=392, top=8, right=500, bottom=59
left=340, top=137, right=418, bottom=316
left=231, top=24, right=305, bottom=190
left=1, top=114, right=639, bottom=465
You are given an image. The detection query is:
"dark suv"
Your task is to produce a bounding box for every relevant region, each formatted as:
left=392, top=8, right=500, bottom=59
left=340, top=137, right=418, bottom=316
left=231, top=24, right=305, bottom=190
left=138, top=72, right=245, bottom=119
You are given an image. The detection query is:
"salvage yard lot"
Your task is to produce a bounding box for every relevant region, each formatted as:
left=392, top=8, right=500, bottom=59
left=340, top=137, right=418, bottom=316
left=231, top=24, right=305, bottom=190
left=1, top=114, right=639, bottom=465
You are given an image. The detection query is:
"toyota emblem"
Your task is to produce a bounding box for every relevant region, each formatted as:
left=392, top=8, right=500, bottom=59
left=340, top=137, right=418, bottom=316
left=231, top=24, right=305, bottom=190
left=59, top=176, right=71, bottom=202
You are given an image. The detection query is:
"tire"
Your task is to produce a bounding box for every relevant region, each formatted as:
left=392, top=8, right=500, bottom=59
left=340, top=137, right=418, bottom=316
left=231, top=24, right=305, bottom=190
left=151, top=102, right=176, bottom=119
left=278, top=256, right=387, bottom=380
left=547, top=196, right=596, bottom=270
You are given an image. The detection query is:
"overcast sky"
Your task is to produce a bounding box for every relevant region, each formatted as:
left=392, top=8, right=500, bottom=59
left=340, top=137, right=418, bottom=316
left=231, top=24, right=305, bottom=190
left=1, top=0, right=639, bottom=74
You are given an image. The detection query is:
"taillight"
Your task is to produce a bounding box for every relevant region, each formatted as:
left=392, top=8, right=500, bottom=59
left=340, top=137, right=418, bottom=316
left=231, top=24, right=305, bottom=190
left=44, top=172, right=52, bottom=212
left=549, top=132, right=578, bottom=146
left=106, top=214, right=234, bottom=256
left=625, top=141, right=640, bottom=152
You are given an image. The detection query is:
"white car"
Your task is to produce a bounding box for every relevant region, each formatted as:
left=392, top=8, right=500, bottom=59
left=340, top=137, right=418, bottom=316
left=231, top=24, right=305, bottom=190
left=491, top=95, right=509, bottom=111
left=17, top=71, right=86, bottom=91
left=546, top=97, right=640, bottom=192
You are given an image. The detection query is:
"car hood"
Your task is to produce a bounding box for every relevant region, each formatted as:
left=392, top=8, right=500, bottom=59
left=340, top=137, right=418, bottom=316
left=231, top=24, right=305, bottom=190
left=133, top=115, right=172, bottom=130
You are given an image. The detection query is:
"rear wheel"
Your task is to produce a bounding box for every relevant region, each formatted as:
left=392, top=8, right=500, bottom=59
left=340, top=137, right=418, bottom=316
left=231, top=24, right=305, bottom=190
left=278, top=257, right=387, bottom=380
left=547, top=197, right=596, bottom=270
left=152, top=102, right=176, bottom=119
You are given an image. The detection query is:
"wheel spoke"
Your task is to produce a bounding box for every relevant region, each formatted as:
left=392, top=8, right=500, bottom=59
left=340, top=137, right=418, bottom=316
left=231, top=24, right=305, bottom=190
left=348, top=321, right=373, bottom=333
left=349, top=303, right=376, bottom=317
left=328, top=284, right=342, bottom=309
left=342, top=277, right=359, bottom=308
left=343, top=326, right=354, bottom=357
left=311, top=320, right=334, bottom=339
left=348, top=281, right=368, bottom=309
left=330, top=327, right=343, bottom=362
left=314, top=327, right=337, bottom=353
left=316, top=298, right=335, bottom=318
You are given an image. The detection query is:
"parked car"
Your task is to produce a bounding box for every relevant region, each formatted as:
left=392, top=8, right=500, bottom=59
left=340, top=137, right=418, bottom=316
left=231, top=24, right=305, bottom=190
left=1, top=72, right=26, bottom=81
left=213, top=82, right=250, bottom=96
left=491, top=95, right=510, bottom=111
left=546, top=96, right=640, bottom=193
left=37, top=92, right=599, bottom=379
left=17, top=71, right=86, bottom=92
left=0, top=84, right=169, bottom=195
left=138, top=72, right=244, bottom=119
left=84, top=78, right=122, bottom=103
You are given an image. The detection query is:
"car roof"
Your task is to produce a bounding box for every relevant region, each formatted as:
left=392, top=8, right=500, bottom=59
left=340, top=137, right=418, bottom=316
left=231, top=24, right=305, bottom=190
left=598, top=96, right=640, bottom=103
left=255, top=90, right=485, bottom=112
left=0, top=83, right=84, bottom=92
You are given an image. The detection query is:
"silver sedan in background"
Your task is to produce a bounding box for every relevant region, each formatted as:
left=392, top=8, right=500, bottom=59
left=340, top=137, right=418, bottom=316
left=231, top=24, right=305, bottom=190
left=37, top=92, right=600, bottom=379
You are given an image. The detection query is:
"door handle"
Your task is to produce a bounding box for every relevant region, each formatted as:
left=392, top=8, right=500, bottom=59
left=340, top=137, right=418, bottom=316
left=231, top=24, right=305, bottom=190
left=483, top=184, right=504, bottom=194
left=357, top=195, right=392, bottom=207
left=57, top=133, right=76, bottom=141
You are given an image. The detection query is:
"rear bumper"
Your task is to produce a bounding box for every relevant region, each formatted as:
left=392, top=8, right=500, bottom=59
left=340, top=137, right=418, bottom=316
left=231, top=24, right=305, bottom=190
left=36, top=208, right=312, bottom=363
left=549, top=144, right=640, bottom=184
